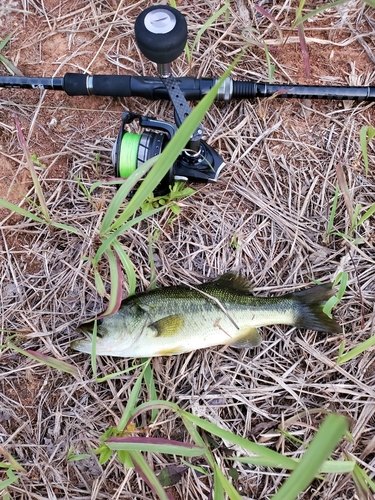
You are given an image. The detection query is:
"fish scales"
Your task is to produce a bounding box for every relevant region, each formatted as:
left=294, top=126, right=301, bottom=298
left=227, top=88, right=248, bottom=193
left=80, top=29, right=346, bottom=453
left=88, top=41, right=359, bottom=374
left=71, top=273, right=341, bottom=358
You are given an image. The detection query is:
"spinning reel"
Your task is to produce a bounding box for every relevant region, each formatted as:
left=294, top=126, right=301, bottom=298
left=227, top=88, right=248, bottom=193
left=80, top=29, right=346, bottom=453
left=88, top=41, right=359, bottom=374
left=111, top=5, right=224, bottom=194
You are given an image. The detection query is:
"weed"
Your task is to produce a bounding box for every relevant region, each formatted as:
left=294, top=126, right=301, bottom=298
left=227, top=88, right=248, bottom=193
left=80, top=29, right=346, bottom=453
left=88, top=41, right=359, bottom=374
left=141, top=181, right=195, bottom=220
left=359, top=125, right=375, bottom=175
left=169, top=0, right=230, bottom=64
left=0, top=447, right=25, bottom=500
left=78, top=368, right=356, bottom=500
left=0, top=33, right=22, bottom=76
left=66, top=447, right=91, bottom=462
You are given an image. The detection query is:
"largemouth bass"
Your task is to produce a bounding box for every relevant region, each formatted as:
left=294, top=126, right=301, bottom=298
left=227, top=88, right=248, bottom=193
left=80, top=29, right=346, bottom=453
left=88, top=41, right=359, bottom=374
left=71, top=274, right=340, bottom=358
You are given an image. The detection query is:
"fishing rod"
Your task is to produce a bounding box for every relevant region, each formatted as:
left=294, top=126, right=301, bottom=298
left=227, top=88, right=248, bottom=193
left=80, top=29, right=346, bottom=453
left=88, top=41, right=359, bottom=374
left=2, top=5, right=374, bottom=193
left=2, top=73, right=375, bottom=102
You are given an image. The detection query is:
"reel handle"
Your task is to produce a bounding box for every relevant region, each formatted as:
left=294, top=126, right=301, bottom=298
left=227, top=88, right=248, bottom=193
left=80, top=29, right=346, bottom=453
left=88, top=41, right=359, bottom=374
left=134, top=5, right=187, bottom=65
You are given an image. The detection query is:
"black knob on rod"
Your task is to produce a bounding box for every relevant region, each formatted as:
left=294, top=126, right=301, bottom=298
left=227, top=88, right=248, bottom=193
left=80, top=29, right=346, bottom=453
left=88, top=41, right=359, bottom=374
left=134, top=5, right=187, bottom=69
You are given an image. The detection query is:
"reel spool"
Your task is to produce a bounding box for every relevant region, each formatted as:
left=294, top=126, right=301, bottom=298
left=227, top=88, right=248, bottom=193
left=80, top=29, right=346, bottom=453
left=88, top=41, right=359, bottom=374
left=112, top=111, right=177, bottom=195
left=113, top=130, right=165, bottom=179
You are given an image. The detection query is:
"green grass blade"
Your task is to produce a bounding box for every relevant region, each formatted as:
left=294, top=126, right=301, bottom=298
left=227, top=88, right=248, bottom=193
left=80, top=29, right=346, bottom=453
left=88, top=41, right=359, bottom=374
left=337, top=334, right=375, bottom=364
left=117, top=450, right=134, bottom=467
left=50, top=221, right=81, bottom=235
left=129, top=400, right=181, bottom=424
left=95, top=361, right=148, bottom=383
left=271, top=414, right=348, bottom=500
left=360, top=125, right=369, bottom=175
left=357, top=203, right=375, bottom=227
left=67, top=453, right=91, bottom=462
left=100, top=156, right=158, bottom=236
left=7, top=342, right=79, bottom=377
left=263, top=42, right=275, bottom=82
left=181, top=411, right=297, bottom=469
left=72, top=173, right=91, bottom=202
left=14, top=115, right=50, bottom=222
left=180, top=414, right=208, bottom=449
left=323, top=271, right=347, bottom=318
left=190, top=3, right=230, bottom=56
left=0, top=54, right=23, bottom=76
left=0, top=468, right=18, bottom=489
left=326, top=183, right=339, bottom=240
left=0, top=447, right=25, bottom=472
left=117, top=362, right=150, bottom=432
left=94, top=204, right=166, bottom=265
left=213, top=462, right=242, bottom=500
left=180, top=458, right=210, bottom=477
left=294, top=0, right=306, bottom=23
left=142, top=361, right=158, bottom=422
left=354, top=463, right=375, bottom=492
left=111, top=239, right=136, bottom=296
left=94, top=268, right=106, bottom=296
left=359, top=125, right=375, bottom=174
left=294, top=0, right=350, bottom=26
left=128, top=451, right=170, bottom=500
left=213, top=465, right=225, bottom=500
left=106, top=437, right=206, bottom=457
left=319, top=461, right=355, bottom=473
left=351, top=463, right=375, bottom=498
left=90, top=320, right=98, bottom=378
left=333, top=271, right=348, bottom=299
left=0, top=33, right=23, bottom=76
left=350, top=203, right=362, bottom=232
left=96, top=247, right=123, bottom=318
left=233, top=456, right=354, bottom=473
left=229, top=455, right=298, bottom=468
left=0, top=198, right=45, bottom=223
left=0, top=33, right=12, bottom=52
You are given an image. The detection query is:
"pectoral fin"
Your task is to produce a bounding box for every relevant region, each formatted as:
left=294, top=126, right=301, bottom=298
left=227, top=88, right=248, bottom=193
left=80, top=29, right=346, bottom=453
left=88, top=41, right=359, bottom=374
left=226, top=326, right=262, bottom=348
left=149, top=314, right=185, bottom=337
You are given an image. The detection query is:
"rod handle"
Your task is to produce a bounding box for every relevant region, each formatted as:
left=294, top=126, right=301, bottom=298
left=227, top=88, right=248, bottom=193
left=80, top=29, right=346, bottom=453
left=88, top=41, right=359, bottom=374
left=63, top=73, right=132, bottom=96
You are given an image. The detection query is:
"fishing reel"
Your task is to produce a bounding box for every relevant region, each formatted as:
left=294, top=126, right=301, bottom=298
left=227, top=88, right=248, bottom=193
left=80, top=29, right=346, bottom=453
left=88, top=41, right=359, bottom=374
left=111, top=5, right=225, bottom=194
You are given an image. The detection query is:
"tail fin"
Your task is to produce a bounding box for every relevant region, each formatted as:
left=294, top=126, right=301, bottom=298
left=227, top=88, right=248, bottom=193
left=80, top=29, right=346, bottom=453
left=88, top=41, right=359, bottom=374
left=291, top=284, right=341, bottom=333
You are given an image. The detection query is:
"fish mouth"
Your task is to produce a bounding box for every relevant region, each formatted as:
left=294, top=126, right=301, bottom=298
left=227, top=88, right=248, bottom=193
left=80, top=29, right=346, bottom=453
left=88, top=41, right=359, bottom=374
left=71, top=319, right=104, bottom=354
left=75, top=318, right=103, bottom=336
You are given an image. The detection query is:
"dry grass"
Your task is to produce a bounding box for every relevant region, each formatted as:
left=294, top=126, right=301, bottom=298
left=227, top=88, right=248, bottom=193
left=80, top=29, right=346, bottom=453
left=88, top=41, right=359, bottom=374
left=0, top=0, right=375, bottom=498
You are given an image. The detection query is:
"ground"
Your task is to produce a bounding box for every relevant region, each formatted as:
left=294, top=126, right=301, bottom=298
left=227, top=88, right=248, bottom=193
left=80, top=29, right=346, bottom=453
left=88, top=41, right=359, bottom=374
left=0, top=0, right=374, bottom=499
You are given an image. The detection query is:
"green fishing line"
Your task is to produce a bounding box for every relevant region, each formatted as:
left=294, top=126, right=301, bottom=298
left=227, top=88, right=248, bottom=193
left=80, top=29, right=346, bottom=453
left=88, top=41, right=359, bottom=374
left=119, top=133, right=141, bottom=177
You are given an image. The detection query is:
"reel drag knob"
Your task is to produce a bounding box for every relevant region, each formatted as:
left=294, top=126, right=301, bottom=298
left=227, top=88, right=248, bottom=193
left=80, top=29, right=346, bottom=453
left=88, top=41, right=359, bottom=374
left=134, top=5, right=187, bottom=66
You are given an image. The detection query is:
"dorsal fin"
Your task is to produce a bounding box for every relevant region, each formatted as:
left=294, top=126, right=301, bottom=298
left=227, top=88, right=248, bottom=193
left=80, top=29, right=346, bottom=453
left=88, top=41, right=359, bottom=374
left=200, top=273, right=253, bottom=294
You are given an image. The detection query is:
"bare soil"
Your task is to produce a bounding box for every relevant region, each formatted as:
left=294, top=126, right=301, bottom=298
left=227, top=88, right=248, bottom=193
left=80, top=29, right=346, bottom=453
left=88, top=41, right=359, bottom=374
left=0, top=1, right=374, bottom=499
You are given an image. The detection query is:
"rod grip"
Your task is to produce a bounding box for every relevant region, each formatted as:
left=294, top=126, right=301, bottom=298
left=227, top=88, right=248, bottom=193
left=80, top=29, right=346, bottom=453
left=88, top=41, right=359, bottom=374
left=63, top=73, right=89, bottom=95
left=63, top=74, right=133, bottom=97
